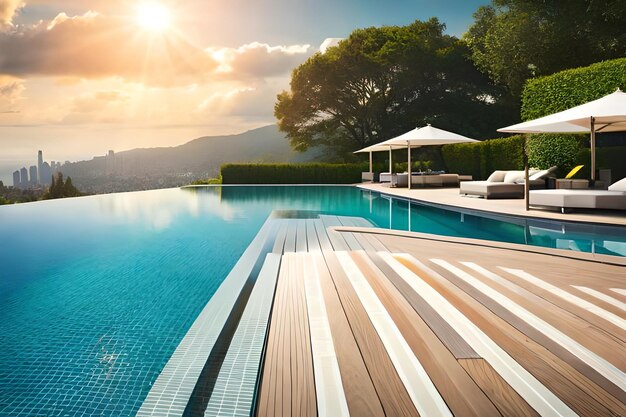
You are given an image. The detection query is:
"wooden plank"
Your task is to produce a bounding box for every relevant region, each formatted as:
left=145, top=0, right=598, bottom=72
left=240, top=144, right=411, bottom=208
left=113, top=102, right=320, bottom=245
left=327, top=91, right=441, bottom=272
left=257, top=253, right=317, bottom=417
left=394, top=255, right=625, bottom=417
left=283, top=219, right=297, bottom=253
left=459, top=359, right=539, bottom=417
left=322, top=250, right=419, bottom=417
left=363, top=232, right=390, bottom=252
left=296, top=219, right=308, bottom=253
left=319, top=215, right=349, bottom=251
left=366, top=251, right=479, bottom=360
left=305, top=220, right=321, bottom=253
left=501, top=267, right=626, bottom=333
left=431, top=259, right=626, bottom=390
left=313, top=219, right=333, bottom=252
left=380, top=252, right=578, bottom=417
left=272, top=220, right=289, bottom=254
left=313, top=253, right=385, bottom=417
left=572, top=286, right=626, bottom=312
left=350, top=251, right=501, bottom=417
left=335, top=251, right=452, bottom=417
left=301, top=253, right=349, bottom=416
left=350, top=230, right=377, bottom=252
left=336, top=217, right=362, bottom=251
left=453, top=262, right=625, bottom=380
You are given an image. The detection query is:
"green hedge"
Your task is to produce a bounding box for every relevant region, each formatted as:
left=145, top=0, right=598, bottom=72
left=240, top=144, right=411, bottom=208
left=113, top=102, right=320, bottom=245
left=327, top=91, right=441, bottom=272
left=220, top=163, right=367, bottom=184
left=522, top=58, right=626, bottom=120
left=441, top=135, right=525, bottom=180
left=520, top=58, right=626, bottom=180
left=526, top=134, right=584, bottom=176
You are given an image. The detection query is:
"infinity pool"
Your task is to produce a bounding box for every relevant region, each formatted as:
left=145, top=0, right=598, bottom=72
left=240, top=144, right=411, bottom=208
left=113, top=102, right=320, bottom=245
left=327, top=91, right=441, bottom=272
left=0, top=186, right=624, bottom=416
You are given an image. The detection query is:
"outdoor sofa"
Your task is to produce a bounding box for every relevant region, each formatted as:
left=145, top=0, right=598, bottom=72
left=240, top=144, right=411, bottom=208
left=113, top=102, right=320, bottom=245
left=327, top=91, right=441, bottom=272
left=530, top=177, right=626, bottom=212
left=460, top=168, right=555, bottom=199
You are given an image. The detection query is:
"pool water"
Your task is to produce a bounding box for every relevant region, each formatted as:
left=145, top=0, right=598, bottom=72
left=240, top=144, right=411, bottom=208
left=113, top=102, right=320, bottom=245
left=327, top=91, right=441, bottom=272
left=0, top=186, right=624, bottom=416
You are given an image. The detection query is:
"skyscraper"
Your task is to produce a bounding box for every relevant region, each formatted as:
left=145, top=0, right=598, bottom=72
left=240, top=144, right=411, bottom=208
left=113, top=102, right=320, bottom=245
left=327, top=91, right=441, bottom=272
left=19, top=167, right=28, bottom=189
left=37, top=150, right=43, bottom=184
left=29, top=165, right=38, bottom=187
left=40, top=162, right=52, bottom=186
left=13, top=171, right=20, bottom=188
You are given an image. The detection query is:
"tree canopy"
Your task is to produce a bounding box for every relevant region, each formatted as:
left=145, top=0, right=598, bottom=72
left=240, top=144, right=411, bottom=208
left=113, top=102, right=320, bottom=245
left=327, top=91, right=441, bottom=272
left=44, top=173, right=82, bottom=200
left=464, top=0, right=626, bottom=96
left=275, top=18, right=516, bottom=159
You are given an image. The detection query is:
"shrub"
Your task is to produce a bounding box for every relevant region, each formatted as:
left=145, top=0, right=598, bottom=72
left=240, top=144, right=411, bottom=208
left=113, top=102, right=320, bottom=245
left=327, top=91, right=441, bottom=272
left=522, top=58, right=626, bottom=120
left=220, top=163, right=367, bottom=184
left=526, top=134, right=583, bottom=175
left=441, top=135, right=525, bottom=180
left=521, top=58, right=626, bottom=179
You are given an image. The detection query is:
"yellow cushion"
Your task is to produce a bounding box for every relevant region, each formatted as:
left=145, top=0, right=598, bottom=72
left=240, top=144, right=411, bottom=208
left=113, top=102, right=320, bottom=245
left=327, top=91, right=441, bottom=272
left=565, top=165, right=584, bottom=179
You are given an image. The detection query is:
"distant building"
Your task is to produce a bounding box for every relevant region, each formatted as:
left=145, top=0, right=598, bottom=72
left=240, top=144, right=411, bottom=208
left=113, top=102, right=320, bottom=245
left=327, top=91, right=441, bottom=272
left=12, top=171, right=20, bottom=188
left=40, top=162, right=52, bottom=186
left=29, top=165, right=38, bottom=186
left=106, top=150, right=116, bottom=174
left=37, top=150, right=43, bottom=184
left=19, top=167, right=28, bottom=189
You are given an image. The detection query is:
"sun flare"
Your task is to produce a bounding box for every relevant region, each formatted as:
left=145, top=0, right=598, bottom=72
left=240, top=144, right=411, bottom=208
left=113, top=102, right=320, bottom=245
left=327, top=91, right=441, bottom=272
left=136, top=3, right=171, bottom=32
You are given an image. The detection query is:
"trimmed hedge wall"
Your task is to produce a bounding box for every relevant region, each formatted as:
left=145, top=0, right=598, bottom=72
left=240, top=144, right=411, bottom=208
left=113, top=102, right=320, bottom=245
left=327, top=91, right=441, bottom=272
left=522, top=58, right=626, bottom=120
left=526, top=134, right=584, bottom=177
left=441, top=135, right=525, bottom=180
left=220, top=163, right=367, bottom=184
left=521, top=58, right=626, bottom=180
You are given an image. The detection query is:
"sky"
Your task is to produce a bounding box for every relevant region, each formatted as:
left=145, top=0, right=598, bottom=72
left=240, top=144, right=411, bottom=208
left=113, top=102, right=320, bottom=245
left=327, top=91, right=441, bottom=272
left=0, top=0, right=488, bottom=182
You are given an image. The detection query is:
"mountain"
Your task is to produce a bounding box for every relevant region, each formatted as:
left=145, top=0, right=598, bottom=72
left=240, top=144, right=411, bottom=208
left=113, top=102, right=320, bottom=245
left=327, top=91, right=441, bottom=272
left=61, top=125, right=321, bottom=193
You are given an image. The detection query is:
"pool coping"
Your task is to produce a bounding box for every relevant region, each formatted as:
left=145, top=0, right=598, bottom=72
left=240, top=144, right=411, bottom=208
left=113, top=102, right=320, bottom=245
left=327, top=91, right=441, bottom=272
left=331, top=226, right=626, bottom=267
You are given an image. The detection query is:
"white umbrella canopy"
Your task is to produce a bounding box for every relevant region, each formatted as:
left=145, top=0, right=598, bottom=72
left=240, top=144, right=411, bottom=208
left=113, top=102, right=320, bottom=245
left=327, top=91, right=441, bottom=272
left=382, top=124, right=477, bottom=188
left=498, top=88, right=626, bottom=181
left=354, top=124, right=478, bottom=186
left=381, top=123, right=479, bottom=147
left=498, top=89, right=626, bottom=134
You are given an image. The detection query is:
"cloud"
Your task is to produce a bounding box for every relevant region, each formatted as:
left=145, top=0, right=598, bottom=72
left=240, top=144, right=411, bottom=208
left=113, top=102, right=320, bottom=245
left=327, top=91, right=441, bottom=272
left=71, top=90, right=130, bottom=113
left=0, top=11, right=218, bottom=86
left=319, top=37, right=343, bottom=53
left=208, top=42, right=311, bottom=79
left=0, top=11, right=312, bottom=87
left=0, top=0, right=22, bottom=26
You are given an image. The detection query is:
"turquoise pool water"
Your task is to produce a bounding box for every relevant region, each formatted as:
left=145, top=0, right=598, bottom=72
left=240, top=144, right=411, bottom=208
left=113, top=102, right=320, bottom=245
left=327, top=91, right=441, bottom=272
left=1, top=185, right=625, bottom=416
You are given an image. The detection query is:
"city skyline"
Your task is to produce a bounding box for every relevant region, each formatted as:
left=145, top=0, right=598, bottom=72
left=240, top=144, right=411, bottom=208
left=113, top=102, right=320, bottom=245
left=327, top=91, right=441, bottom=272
left=11, top=150, right=60, bottom=189
left=0, top=0, right=488, bottom=180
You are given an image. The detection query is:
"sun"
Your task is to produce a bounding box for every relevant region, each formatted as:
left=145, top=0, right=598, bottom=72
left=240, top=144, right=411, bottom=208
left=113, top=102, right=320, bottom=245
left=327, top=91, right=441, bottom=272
left=136, top=3, right=171, bottom=32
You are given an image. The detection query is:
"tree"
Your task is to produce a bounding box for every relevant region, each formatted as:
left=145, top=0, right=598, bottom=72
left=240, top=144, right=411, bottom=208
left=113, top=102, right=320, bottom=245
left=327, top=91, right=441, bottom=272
left=464, top=0, right=626, bottom=96
left=43, top=173, right=82, bottom=199
left=275, top=18, right=516, bottom=159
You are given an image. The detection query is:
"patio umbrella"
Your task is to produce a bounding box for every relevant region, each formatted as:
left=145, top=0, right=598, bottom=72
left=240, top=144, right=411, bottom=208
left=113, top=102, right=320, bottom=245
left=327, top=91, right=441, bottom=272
left=380, top=124, right=478, bottom=189
left=353, top=142, right=407, bottom=176
left=498, top=88, right=626, bottom=181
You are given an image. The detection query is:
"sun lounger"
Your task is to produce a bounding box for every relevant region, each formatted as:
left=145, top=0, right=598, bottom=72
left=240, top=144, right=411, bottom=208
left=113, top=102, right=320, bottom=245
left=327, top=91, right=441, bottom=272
left=530, top=178, right=626, bottom=212
left=411, top=173, right=459, bottom=187
left=460, top=169, right=551, bottom=199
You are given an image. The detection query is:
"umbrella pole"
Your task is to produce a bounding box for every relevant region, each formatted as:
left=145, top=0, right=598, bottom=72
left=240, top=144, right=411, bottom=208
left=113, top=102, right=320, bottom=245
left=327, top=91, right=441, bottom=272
left=590, top=116, right=596, bottom=181
left=388, top=146, right=392, bottom=174
left=369, top=151, right=373, bottom=174
left=407, top=141, right=411, bottom=189
left=524, top=139, right=529, bottom=211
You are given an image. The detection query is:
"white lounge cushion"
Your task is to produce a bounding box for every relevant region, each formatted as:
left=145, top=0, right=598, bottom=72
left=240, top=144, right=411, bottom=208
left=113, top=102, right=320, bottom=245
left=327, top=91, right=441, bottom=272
left=608, top=177, right=626, bottom=192
left=503, top=170, right=526, bottom=183
left=530, top=189, right=626, bottom=210
left=529, top=166, right=557, bottom=180
left=486, top=170, right=507, bottom=182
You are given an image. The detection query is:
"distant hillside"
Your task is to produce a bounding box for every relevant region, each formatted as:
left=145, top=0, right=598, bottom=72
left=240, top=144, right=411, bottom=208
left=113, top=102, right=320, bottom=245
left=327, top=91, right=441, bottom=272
left=61, top=125, right=321, bottom=193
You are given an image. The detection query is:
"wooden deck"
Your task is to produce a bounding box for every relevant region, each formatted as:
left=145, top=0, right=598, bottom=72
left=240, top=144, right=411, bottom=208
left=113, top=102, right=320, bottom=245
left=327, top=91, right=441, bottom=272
left=257, top=215, right=625, bottom=417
